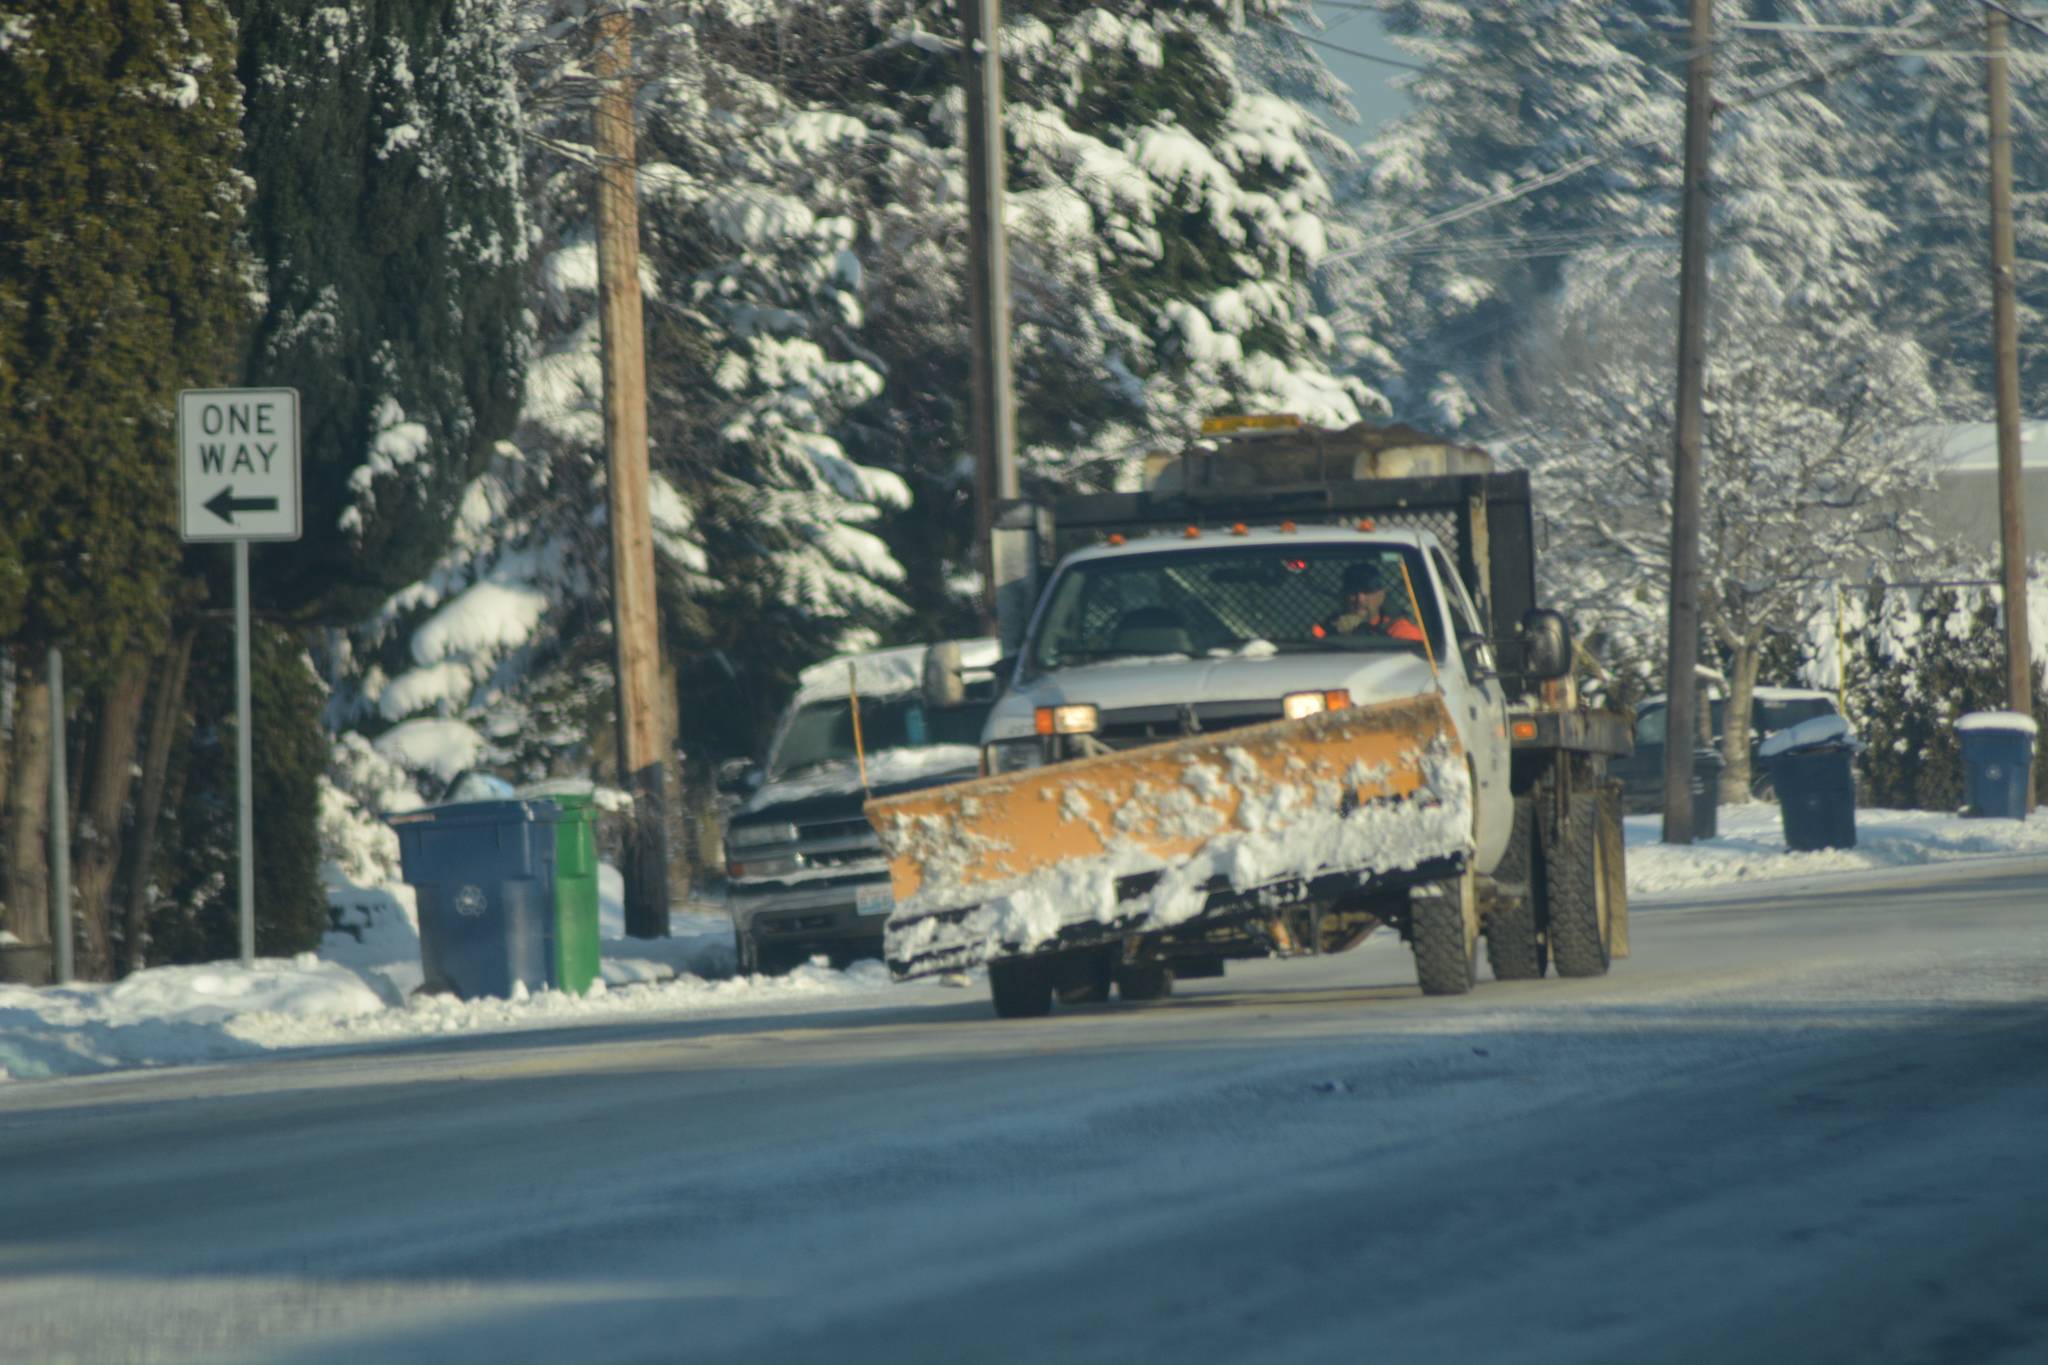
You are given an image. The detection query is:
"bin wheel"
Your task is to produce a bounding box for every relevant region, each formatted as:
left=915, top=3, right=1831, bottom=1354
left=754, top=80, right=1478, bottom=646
left=1544, top=793, right=1610, bottom=978
left=989, top=959, right=1055, bottom=1018
left=1114, top=963, right=1174, bottom=1003
left=1484, top=799, right=1547, bottom=981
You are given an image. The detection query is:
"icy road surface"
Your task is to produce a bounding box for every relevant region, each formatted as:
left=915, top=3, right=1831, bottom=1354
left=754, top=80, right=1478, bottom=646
left=4, top=859, right=2047, bottom=1364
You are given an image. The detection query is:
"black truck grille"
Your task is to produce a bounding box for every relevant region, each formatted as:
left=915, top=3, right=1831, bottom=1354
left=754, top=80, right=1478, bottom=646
left=798, top=816, right=875, bottom=843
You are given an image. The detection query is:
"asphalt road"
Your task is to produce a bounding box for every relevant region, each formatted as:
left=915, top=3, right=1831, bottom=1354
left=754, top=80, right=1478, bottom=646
left=4, top=859, right=2047, bottom=1364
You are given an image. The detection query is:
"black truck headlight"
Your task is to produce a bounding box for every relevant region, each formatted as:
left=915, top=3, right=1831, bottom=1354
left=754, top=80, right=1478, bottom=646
left=727, top=821, right=796, bottom=850
left=984, top=737, right=1048, bottom=774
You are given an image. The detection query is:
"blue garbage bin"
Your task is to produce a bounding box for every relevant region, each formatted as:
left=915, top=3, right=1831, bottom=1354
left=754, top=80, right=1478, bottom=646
left=389, top=798, right=563, bottom=1000
left=1957, top=711, right=2036, bottom=820
left=1761, top=714, right=1859, bottom=852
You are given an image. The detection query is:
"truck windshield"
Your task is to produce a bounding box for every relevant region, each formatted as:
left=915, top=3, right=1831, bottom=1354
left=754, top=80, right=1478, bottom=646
left=1023, top=543, right=1443, bottom=676
left=770, top=695, right=992, bottom=778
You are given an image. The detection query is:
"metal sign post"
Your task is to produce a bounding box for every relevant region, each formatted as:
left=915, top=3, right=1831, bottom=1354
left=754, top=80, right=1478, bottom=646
left=178, top=388, right=301, bottom=967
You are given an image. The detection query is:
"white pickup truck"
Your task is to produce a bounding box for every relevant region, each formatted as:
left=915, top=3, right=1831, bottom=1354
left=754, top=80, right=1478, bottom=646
left=869, top=419, right=1632, bottom=1017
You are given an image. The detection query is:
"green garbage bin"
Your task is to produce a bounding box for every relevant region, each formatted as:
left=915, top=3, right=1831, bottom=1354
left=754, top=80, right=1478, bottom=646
left=543, top=788, right=602, bottom=995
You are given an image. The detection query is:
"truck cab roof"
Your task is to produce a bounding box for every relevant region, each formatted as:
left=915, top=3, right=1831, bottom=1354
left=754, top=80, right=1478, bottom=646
left=1055, top=523, right=1436, bottom=567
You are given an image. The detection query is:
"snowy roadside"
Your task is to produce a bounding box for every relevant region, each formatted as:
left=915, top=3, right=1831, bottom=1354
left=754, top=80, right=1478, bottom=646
left=5, top=804, right=2047, bottom=1083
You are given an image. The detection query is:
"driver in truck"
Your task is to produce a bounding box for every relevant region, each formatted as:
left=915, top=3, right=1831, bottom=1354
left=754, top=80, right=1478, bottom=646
left=1323, top=560, right=1425, bottom=642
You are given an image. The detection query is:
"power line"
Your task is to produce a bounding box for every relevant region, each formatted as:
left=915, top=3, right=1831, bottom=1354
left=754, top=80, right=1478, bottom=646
left=1281, top=25, right=1429, bottom=73
left=1322, top=8, right=1970, bottom=267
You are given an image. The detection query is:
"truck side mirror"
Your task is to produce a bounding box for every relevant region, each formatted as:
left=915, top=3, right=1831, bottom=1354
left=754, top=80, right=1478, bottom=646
left=715, top=757, right=763, bottom=796
left=1458, top=631, right=1497, bottom=683
left=1520, top=609, right=1573, bottom=681
left=923, top=641, right=966, bottom=708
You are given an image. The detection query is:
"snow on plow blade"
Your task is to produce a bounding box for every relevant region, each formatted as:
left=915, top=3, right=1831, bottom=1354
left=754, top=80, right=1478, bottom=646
left=867, top=695, right=1472, bottom=979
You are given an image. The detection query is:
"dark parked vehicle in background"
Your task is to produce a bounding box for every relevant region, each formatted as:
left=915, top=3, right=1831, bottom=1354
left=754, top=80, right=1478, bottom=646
left=1616, top=687, right=1844, bottom=813
left=721, top=640, right=998, bottom=975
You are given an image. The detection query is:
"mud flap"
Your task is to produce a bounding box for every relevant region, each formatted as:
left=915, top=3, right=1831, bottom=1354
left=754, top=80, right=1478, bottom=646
left=1600, top=781, right=1629, bottom=959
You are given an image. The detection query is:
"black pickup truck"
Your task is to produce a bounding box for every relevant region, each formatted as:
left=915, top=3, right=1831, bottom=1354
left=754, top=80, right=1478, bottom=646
left=722, top=640, right=997, bottom=974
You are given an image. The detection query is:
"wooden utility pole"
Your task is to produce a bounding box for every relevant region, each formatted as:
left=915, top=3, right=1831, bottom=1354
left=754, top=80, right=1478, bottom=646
left=1985, top=6, right=2035, bottom=809
left=960, top=0, right=1023, bottom=651
left=1662, top=0, right=1713, bottom=845
left=593, top=6, right=670, bottom=936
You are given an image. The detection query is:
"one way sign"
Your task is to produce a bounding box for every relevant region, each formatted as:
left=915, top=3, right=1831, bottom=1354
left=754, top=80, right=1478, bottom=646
left=178, top=388, right=301, bottom=543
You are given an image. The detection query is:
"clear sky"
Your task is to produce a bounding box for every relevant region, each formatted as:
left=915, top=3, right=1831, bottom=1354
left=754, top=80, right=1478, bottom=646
left=1302, top=3, right=1412, bottom=146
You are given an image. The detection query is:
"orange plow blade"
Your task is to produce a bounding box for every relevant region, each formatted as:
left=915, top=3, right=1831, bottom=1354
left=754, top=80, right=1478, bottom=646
left=867, top=694, right=1471, bottom=978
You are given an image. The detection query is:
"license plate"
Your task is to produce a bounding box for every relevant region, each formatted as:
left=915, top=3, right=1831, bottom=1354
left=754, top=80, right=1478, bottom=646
left=855, top=884, right=894, bottom=917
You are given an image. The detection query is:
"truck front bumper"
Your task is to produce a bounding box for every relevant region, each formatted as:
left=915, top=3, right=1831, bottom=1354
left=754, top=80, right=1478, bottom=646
left=728, top=876, right=893, bottom=963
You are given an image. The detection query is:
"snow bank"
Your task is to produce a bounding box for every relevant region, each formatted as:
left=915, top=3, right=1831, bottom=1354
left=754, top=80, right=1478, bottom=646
left=9, top=803, right=2048, bottom=1084
left=1624, top=803, right=2048, bottom=896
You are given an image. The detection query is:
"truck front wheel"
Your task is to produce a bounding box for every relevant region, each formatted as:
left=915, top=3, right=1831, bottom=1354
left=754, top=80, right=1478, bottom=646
left=1412, top=874, right=1479, bottom=996
left=1544, top=794, right=1611, bottom=978
left=989, top=959, right=1055, bottom=1018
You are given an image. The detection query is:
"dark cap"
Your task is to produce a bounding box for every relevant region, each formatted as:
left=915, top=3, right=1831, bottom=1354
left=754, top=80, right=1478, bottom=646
left=1341, top=560, right=1391, bottom=594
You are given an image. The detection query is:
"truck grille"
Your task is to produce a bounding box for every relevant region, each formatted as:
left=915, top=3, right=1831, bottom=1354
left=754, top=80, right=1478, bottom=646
left=1094, top=701, right=1284, bottom=750
left=801, top=847, right=882, bottom=870
left=798, top=816, right=875, bottom=844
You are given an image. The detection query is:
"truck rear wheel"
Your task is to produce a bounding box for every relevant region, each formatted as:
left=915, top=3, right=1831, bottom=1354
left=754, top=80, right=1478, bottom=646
left=1055, top=948, right=1115, bottom=1004
left=1412, top=875, right=1478, bottom=996
left=1545, top=793, right=1610, bottom=978
left=1115, top=963, right=1174, bottom=1002
left=989, top=959, right=1055, bottom=1018
left=1484, top=798, right=1547, bottom=981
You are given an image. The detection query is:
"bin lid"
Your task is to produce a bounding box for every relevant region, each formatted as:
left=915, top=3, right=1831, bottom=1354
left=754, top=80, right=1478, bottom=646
left=520, top=777, right=598, bottom=811
left=386, top=798, right=560, bottom=829
left=1758, top=712, right=1854, bottom=760
left=1956, top=710, right=2039, bottom=736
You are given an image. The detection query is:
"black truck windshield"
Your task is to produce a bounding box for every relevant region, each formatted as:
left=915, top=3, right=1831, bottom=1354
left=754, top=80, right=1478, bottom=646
left=1024, top=543, right=1443, bottom=676
left=770, top=695, right=991, bottom=778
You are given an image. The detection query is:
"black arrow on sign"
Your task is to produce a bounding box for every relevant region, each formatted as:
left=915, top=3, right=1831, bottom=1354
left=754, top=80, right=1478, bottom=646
left=204, top=486, right=279, bottom=525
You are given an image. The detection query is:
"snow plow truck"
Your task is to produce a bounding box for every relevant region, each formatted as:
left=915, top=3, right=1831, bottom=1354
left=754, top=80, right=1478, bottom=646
left=865, top=416, right=1631, bottom=1018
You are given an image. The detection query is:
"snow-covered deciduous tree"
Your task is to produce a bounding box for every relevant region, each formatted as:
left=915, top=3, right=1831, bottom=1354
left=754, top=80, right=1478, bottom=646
left=1493, top=260, right=1942, bottom=798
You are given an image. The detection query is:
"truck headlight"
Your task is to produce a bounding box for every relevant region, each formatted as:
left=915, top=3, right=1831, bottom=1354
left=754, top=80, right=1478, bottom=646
left=1034, top=704, right=1098, bottom=735
left=727, top=821, right=796, bottom=850
left=984, top=737, right=1048, bottom=774
left=1282, top=690, right=1353, bottom=720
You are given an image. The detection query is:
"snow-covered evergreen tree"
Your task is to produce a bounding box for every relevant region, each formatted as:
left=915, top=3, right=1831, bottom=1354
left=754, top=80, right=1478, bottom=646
left=335, top=0, right=1373, bottom=826
left=1332, top=0, right=1680, bottom=429
left=233, top=0, right=530, bottom=622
